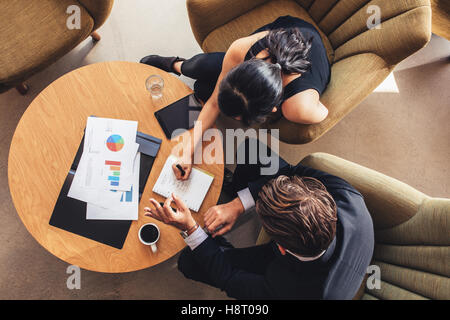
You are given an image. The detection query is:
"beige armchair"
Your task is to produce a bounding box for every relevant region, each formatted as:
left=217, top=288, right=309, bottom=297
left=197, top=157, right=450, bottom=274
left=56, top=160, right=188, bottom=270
left=256, top=153, right=450, bottom=300
left=0, top=0, right=114, bottom=94
left=186, top=0, right=432, bottom=144
left=431, top=0, right=450, bottom=39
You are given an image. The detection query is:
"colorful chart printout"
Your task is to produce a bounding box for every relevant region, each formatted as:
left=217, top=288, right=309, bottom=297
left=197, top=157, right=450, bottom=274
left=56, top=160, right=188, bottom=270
left=105, top=160, right=121, bottom=187
left=106, top=135, right=125, bottom=152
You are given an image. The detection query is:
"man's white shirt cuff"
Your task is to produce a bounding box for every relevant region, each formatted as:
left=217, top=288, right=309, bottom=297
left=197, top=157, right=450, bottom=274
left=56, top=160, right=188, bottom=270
left=184, top=226, right=209, bottom=250
left=237, top=187, right=256, bottom=212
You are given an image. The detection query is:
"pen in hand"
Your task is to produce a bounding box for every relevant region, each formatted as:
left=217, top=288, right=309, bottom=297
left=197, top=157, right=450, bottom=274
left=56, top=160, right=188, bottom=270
left=176, top=164, right=186, bottom=177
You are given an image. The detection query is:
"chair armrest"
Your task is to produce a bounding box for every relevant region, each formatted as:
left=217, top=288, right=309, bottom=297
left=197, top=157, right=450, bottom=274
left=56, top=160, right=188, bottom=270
left=299, top=153, right=428, bottom=230
left=263, top=53, right=392, bottom=144
left=77, top=0, right=114, bottom=31
left=375, top=197, right=450, bottom=246
left=430, top=0, right=450, bottom=39
left=186, top=0, right=270, bottom=47
left=332, top=3, right=431, bottom=66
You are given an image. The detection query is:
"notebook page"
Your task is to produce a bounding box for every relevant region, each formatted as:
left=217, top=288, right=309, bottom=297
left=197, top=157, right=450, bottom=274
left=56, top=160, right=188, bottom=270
left=152, top=155, right=214, bottom=212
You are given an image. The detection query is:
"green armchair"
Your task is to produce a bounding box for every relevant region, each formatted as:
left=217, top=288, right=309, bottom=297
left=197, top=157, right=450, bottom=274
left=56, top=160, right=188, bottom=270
left=256, top=153, right=450, bottom=300
left=0, top=0, right=114, bottom=94
left=186, top=0, right=432, bottom=144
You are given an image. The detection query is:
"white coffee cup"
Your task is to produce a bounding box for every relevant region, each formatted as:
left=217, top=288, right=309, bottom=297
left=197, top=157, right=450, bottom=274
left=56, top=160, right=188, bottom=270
left=138, top=223, right=160, bottom=253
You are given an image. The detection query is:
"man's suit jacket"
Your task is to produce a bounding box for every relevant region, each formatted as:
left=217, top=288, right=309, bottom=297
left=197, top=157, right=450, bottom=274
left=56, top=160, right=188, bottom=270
left=189, top=163, right=375, bottom=299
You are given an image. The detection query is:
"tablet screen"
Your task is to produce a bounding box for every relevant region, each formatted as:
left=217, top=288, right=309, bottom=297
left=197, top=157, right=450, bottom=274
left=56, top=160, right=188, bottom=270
left=154, top=94, right=202, bottom=139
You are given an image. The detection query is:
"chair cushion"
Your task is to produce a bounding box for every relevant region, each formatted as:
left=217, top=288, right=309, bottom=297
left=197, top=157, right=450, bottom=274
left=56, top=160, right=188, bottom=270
left=0, top=0, right=94, bottom=85
left=202, top=0, right=334, bottom=63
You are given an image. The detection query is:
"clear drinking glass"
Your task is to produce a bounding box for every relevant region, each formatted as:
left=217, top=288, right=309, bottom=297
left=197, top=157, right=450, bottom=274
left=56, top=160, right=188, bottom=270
left=145, top=75, right=164, bottom=99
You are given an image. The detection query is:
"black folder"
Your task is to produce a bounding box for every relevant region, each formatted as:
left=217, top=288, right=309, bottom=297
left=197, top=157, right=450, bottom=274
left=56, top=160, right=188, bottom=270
left=49, top=130, right=162, bottom=250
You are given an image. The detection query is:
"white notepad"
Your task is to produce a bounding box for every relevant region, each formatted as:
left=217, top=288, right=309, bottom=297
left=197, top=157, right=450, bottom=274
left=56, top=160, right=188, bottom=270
left=152, top=155, right=214, bottom=212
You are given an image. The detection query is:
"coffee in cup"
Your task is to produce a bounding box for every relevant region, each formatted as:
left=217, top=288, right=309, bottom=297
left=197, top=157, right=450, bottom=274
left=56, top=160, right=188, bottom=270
left=138, top=223, right=160, bottom=253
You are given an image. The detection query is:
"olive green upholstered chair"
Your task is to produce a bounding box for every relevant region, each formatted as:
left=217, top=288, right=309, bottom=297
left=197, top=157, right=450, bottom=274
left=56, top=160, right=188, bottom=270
left=0, top=0, right=114, bottom=94
left=256, top=153, right=450, bottom=300
left=186, top=0, right=432, bottom=144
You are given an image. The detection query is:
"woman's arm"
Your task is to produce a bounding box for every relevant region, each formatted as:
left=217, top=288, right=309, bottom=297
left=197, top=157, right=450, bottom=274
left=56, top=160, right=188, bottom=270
left=174, top=39, right=248, bottom=180
left=281, top=89, right=328, bottom=124
left=189, top=41, right=246, bottom=153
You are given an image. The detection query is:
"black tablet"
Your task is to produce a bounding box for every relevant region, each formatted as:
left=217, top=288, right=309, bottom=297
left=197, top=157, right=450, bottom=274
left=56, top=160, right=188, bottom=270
left=154, top=94, right=202, bottom=139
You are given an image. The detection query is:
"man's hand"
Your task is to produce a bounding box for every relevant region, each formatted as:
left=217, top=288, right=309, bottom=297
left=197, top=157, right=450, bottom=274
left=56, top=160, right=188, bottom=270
left=204, top=198, right=245, bottom=238
left=144, top=194, right=196, bottom=231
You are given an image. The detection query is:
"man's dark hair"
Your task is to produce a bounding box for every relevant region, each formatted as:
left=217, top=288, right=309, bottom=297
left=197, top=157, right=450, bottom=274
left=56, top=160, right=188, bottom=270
left=256, top=175, right=337, bottom=257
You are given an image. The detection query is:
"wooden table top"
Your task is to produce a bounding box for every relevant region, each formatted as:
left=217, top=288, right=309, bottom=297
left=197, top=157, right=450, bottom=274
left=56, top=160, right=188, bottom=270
left=8, top=61, right=224, bottom=273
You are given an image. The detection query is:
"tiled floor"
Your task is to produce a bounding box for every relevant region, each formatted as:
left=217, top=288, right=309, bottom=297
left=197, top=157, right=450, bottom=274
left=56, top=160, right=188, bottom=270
left=0, top=1, right=448, bottom=299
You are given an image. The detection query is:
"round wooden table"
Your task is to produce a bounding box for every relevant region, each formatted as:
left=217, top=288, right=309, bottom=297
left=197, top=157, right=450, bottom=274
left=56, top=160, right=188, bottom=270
left=8, top=61, right=224, bottom=273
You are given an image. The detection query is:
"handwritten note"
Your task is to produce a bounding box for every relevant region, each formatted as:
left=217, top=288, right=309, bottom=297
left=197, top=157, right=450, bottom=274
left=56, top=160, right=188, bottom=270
left=152, top=155, right=214, bottom=212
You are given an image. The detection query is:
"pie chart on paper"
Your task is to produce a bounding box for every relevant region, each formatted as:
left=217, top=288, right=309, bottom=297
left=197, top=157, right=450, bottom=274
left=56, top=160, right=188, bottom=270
left=106, top=134, right=125, bottom=152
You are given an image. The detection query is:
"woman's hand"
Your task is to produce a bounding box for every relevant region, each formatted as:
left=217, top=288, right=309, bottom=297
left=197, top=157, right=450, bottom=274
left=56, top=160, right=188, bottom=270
left=145, top=194, right=196, bottom=232
left=204, top=198, right=245, bottom=237
left=172, top=160, right=192, bottom=181
left=172, top=130, right=194, bottom=180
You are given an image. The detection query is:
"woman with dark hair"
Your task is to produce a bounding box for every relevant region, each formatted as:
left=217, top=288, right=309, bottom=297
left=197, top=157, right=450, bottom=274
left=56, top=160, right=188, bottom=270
left=141, top=16, right=331, bottom=179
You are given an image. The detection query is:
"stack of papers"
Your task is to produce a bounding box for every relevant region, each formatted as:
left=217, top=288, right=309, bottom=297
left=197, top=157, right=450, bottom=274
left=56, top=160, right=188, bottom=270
left=68, top=117, right=140, bottom=220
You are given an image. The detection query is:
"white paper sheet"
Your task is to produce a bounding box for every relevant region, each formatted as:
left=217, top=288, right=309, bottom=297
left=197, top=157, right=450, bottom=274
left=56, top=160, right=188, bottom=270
left=152, top=155, right=214, bottom=212
left=86, top=152, right=140, bottom=220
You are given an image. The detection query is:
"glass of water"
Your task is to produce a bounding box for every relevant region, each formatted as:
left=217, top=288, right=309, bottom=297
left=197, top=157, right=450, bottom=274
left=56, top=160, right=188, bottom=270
left=145, top=75, right=164, bottom=99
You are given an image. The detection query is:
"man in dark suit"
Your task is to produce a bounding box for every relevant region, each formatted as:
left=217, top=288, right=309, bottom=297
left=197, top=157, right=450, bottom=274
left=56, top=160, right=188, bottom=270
left=144, top=142, right=374, bottom=300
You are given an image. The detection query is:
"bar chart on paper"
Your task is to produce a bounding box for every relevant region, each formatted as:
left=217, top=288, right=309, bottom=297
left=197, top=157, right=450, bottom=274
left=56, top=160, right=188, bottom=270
left=105, top=160, right=122, bottom=187
left=121, top=187, right=133, bottom=203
